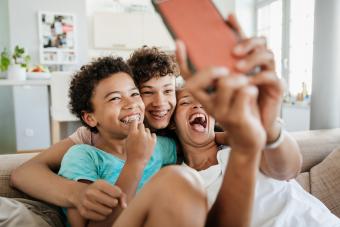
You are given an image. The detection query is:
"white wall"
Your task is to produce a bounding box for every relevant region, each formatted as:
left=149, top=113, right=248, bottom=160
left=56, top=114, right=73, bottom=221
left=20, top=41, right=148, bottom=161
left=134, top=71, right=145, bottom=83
left=8, top=0, right=88, bottom=68
left=235, top=0, right=255, bottom=36
left=0, top=0, right=10, bottom=50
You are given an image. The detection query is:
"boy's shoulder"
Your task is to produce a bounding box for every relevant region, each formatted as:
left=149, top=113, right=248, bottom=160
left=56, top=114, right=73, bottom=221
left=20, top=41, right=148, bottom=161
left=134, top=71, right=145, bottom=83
left=156, top=135, right=176, bottom=147
left=63, top=144, right=102, bottom=160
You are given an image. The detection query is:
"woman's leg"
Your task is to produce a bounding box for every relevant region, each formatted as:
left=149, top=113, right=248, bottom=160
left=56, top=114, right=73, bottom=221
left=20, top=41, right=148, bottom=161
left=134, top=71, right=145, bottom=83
left=113, top=166, right=208, bottom=227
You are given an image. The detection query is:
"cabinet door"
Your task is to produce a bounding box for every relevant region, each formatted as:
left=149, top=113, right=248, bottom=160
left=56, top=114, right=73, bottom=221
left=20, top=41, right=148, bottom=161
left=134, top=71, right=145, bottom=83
left=94, top=12, right=143, bottom=49
left=13, top=85, right=51, bottom=151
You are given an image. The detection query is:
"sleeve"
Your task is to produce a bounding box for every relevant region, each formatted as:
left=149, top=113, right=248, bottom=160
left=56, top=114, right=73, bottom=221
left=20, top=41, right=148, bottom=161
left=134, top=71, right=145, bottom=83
left=58, top=145, right=99, bottom=182
left=157, top=136, right=177, bottom=166
left=68, top=126, right=92, bottom=145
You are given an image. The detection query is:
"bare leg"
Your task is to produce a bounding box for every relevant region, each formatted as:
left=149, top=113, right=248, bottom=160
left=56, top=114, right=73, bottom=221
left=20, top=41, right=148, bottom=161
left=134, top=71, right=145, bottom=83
left=113, top=166, right=208, bottom=227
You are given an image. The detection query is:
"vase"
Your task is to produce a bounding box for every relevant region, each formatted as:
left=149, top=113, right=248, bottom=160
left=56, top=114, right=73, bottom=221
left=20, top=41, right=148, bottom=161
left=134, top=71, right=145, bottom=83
left=8, top=64, right=26, bottom=80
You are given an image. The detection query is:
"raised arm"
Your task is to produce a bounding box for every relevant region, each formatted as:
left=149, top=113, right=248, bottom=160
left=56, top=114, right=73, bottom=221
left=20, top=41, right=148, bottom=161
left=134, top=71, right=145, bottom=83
left=260, top=122, right=302, bottom=180
left=226, top=14, right=302, bottom=180
left=88, top=122, right=156, bottom=227
left=176, top=40, right=264, bottom=227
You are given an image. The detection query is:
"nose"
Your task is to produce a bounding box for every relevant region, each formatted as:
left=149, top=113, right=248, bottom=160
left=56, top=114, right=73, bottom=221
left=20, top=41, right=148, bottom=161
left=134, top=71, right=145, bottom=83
left=123, top=96, right=138, bottom=110
left=192, top=101, right=203, bottom=109
left=152, top=92, right=166, bottom=107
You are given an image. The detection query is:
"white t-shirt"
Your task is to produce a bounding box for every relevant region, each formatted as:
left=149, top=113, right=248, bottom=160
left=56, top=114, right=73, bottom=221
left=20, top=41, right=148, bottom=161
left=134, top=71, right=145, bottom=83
left=183, top=148, right=340, bottom=227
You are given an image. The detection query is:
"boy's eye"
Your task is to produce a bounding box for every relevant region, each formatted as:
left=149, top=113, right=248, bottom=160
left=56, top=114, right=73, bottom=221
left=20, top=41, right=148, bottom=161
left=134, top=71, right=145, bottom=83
left=141, top=91, right=153, bottom=95
left=164, top=89, right=174, bottom=94
left=180, top=101, right=190, bottom=105
left=109, top=97, right=120, bottom=101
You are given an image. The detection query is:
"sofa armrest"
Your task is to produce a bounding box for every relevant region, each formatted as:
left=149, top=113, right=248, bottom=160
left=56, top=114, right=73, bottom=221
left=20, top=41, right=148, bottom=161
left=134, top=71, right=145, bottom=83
left=0, top=153, right=38, bottom=198
left=291, top=128, right=340, bottom=172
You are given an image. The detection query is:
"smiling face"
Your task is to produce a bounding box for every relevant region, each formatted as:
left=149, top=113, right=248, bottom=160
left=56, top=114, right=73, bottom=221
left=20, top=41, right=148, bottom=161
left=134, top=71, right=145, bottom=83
left=174, top=89, right=215, bottom=147
left=84, top=72, right=145, bottom=139
left=139, top=75, right=176, bottom=131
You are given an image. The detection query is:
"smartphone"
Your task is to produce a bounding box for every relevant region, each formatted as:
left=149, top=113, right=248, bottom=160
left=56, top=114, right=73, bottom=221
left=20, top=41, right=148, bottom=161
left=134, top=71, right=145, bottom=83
left=152, top=0, right=240, bottom=73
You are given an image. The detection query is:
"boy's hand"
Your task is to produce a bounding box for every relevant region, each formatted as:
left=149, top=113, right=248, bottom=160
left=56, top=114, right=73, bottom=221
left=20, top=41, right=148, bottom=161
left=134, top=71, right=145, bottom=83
left=125, top=121, right=157, bottom=166
left=228, top=14, right=284, bottom=140
left=75, top=180, right=127, bottom=221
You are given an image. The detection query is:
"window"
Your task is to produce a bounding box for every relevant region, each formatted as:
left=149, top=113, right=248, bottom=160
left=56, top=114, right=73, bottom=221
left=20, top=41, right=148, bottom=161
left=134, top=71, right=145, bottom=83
left=256, top=0, right=315, bottom=95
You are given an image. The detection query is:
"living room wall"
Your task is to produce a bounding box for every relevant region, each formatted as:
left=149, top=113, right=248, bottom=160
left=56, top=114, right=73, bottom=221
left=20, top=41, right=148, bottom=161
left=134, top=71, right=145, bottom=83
left=0, top=0, right=10, bottom=50
left=7, top=0, right=89, bottom=67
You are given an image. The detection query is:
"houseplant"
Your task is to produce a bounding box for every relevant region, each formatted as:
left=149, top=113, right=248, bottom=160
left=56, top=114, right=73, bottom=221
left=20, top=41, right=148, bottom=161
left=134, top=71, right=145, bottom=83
left=0, top=46, right=31, bottom=80
left=0, top=49, right=10, bottom=79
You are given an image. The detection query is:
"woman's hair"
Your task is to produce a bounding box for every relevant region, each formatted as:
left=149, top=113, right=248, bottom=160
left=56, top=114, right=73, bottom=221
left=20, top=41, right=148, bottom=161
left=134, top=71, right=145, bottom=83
left=69, top=56, right=132, bottom=133
left=127, top=46, right=179, bottom=87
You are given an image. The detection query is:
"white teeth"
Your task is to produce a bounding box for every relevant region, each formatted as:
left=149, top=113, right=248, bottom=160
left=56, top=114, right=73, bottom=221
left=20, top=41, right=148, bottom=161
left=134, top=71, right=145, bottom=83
left=189, top=113, right=206, bottom=123
left=121, top=114, right=141, bottom=124
left=150, top=110, right=168, bottom=117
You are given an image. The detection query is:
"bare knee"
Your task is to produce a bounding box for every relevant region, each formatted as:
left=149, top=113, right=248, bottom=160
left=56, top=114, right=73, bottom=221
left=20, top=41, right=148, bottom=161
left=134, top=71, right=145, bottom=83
left=150, top=166, right=206, bottom=202
left=155, top=166, right=205, bottom=193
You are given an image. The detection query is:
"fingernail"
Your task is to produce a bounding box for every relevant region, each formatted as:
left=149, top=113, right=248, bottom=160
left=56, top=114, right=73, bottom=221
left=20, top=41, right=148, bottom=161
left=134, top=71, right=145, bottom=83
left=238, top=76, right=249, bottom=84
left=212, top=67, right=229, bottom=76
left=234, top=45, right=243, bottom=54
left=237, top=60, right=246, bottom=70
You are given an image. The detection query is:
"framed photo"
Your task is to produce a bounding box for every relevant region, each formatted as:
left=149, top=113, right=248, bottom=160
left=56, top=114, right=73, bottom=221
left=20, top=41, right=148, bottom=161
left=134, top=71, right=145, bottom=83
left=38, top=12, right=77, bottom=65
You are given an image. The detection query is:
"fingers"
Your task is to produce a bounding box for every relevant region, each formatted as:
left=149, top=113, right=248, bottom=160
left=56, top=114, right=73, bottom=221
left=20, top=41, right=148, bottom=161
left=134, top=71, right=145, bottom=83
left=215, top=75, right=250, bottom=116
left=231, top=86, right=259, bottom=119
left=78, top=207, right=107, bottom=221
left=233, top=37, right=267, bottom=57
left=227, top=14, right=246, bottom=39
left=128, top=120, right=138, bottom=133
left=82, top=198, right=114, bottom=216
left=249, top=71, right=285, bottom=96
left=235, top=49, right=275, bottom=73
left=185, top=67, right=229, bottom=111
left=175, top=40, right=191, bottom=79
left=119, top=192, right=127, bottom=209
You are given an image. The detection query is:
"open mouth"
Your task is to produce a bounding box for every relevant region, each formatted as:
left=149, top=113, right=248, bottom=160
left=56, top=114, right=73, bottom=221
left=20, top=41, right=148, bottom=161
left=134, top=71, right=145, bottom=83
left=120, top=113, right=141, bottom=125
left=189, top=113, right=207, bottom=133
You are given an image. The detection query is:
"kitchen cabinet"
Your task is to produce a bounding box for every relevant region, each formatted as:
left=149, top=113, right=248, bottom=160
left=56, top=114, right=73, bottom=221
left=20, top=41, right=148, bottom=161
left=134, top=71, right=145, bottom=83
left=93, top=12, right=174, bottom=50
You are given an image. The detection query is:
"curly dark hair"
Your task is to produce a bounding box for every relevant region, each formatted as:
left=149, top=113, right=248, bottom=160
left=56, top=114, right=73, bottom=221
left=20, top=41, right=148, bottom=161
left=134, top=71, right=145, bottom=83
left=127, top=46, right=179, bottom=87
left=69, top=56, right=133, bottom=133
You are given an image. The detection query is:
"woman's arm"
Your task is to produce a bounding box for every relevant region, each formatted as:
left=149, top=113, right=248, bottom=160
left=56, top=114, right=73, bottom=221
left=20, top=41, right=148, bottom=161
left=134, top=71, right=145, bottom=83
left=260, top=123, right=302, bottom=180
left=207, top=148, right=261, bottom=227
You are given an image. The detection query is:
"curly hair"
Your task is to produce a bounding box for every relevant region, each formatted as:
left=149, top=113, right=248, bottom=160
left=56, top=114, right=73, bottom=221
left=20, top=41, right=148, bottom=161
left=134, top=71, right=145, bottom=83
left=69, top=56, right=132, bottom=133
left=127, top=46, right=179, bottom=87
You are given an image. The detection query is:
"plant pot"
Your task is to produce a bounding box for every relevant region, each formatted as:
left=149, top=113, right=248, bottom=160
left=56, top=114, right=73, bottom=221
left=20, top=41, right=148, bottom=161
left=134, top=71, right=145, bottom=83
left=0, top=71, right=7, bottom=79
left=8, top=64, right=26, bottom=80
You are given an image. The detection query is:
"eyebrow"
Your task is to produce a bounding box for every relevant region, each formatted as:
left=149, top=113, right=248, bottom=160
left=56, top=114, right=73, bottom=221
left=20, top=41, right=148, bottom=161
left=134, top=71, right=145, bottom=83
left=178, top=95, right=190, bottom=100
left=140, top=83, right=174, bottom=89
left=104, top=87, right=139, bottom=99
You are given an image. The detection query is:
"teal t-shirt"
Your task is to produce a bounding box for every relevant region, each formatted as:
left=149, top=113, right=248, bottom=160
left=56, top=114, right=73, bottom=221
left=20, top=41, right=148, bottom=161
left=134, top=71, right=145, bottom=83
left=58, top=136, right=177, bottom=192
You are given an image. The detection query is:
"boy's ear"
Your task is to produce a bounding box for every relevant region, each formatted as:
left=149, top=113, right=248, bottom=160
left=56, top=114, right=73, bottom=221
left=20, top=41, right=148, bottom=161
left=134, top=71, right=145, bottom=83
left=81, top=111, right=97, bottom=128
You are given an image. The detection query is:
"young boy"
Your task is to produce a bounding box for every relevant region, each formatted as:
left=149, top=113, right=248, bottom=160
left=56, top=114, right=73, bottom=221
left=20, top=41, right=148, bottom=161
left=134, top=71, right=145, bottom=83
left=57, top=56, right=178, bottom=226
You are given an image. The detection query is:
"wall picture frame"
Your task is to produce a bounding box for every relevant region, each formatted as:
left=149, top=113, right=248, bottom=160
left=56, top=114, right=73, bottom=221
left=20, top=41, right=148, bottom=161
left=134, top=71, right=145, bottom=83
left=38, top=12, right=77, bottom=65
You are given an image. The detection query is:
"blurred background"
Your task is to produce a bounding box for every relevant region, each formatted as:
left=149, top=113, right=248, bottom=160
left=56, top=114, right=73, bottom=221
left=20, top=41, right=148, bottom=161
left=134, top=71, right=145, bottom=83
left=0, top=0, right=339, bottom=154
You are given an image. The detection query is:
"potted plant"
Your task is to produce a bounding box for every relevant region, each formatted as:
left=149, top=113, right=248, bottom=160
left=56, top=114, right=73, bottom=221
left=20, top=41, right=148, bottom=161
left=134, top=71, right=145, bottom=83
left=6, top=45, right=31, bottom=80
left=0, top=48, right=10, bottom=79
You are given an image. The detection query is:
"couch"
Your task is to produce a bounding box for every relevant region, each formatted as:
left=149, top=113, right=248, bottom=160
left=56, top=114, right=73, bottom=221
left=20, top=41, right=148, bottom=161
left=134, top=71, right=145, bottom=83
left=1, top=129, right=340, bottom=225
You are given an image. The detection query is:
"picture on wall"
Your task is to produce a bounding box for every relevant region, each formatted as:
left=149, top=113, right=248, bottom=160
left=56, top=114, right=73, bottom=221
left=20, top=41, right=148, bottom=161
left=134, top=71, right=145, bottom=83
left=38, top=12, right=77, bottom=64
